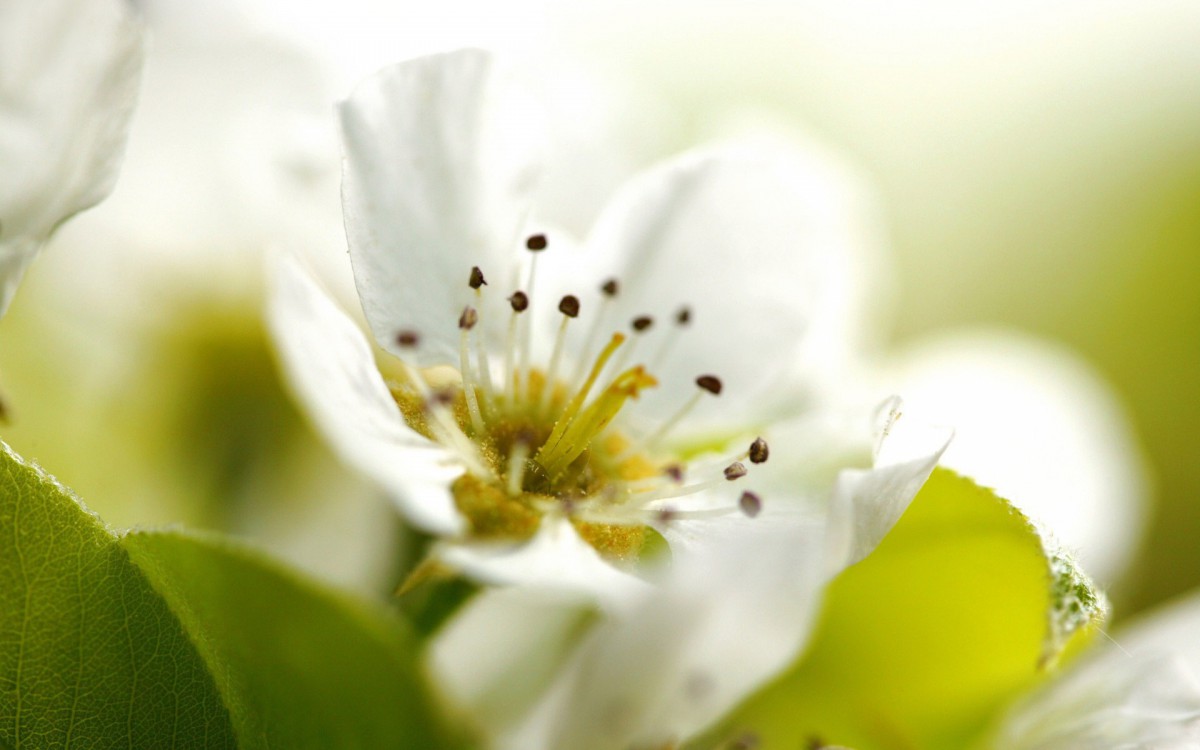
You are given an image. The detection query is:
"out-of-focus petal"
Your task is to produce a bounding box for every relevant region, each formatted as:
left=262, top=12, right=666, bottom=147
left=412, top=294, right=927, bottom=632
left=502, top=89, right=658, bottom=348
left=524, top=523, right=831, bottom=750
left=267, top=254, right=464, bottom=535
left=885, top=329, right=1149, bottom=584
left=580, top=145, right=875, bottom=435
left=992, top=650, right=1200, bottom=749
left=339, top=49, right=545, bottom=366
left=0, top=0, right=144, bottom=314
left=428, top=586, right=595, bottom=742
left=434, top=518, right=646, bottom=605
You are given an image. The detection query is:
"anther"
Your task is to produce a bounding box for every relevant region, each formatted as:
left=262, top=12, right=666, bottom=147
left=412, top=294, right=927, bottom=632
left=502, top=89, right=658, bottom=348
left=749, top=437, right=769, bottom=464
left=664, top=464, right=684, bottom=483
left=525, top=234, right=548, bottom=251
left=631, top=315, right=654, bottom=332
left=395, top=330, right=420, bottom=348
left=508, top=291, right=529, bottom=312
left=739, top=491, right=762, bottom=518
left=676, top=306, right=692, bottom=325
left=558, top=295, right=581, bottom=318
left=656, top=507, right=678, bottom=524
left=696, top=375, right=723, bottom=395
left=724, top=462, right=747, bottom=481
left=468, top=266, right=487, bottom=289
left=601, top=278, right=620, bottom=297
left=458, top=306, right=478, bottom=330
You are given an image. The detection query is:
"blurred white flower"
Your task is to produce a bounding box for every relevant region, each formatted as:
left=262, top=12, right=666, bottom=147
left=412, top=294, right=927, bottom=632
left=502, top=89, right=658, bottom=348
left=269, top=49, right=950, bottom=598
left=0, top=0, right=143, bottom=316
left=885, top=330, right=1150, bottom=585
left=990, top=589, right=1200, bottom=748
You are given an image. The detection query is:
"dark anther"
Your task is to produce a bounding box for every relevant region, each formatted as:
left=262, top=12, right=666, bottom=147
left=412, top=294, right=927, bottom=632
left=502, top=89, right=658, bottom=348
left=724, top=462, right=748, bottom=481
left=601, top=278, right=620, bottom=297
left=631, top=315, right=654, bottom=332
left=395, top=330, right=420, bottom=348
left=663, top=464, right=685, bottom=483
left=525, top=234, right=548, bottom=251
left=738, top=491, right=762, bottom=518
left=656, top=507, right=678, bottom=524
left=468, top=266, right=487, bottom=289
left=514, top=427, right=537, bottom=447
left=458, top=306, right=478, bottom=330
left=749, top=437, right=769, bottom=464
left=676, top=306, right=692, bottom=325
left=424, top=388, right=456, bottom=411
left=696, top=375, right=723, bottom=395
left=558, top=295, right=581, bottom=318
left=508, top=291, right=529, bottom=312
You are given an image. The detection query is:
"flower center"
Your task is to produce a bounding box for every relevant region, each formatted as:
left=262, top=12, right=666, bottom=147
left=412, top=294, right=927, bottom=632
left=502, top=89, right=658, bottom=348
left=385, top=236, right=767, bottom=562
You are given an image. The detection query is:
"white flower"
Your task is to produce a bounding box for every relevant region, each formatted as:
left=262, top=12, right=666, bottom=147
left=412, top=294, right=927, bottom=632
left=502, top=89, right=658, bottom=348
left=0, top=0, right=144, bottom=317
left=269, top=48, right=950, bottom=597
left=989, top=589, right=1200, bottom=748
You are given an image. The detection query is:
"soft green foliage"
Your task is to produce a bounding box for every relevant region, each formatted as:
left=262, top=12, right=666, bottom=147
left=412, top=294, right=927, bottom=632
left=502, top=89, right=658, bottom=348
left=0, top=442, right=236, bottom=748
left=706, top=469, right=1104, bottom=750
left=0, top=441, right=452, bottom=748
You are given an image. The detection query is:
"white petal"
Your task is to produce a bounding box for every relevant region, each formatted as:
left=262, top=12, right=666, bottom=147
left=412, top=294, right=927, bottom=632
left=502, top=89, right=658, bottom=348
left=993, top=650, right=1200, bottom=749
left=434, top=517, right=646, bottom=605
left=824, top=397, right=953, bottom=569
left=428, top=586, right=595, bottom=742
left=581, top=145, right=878, bottom=435
left=884, top=329, right=1149, bottom=584
left=339, top=49, right=545, bottom=366
left=266, top=254, right=464, bottom=535
left=1110, top=590, right=1200, bottom=681
left=535, top=523, right=832, bottom=750
left=0, top=0, right=144, bottom=315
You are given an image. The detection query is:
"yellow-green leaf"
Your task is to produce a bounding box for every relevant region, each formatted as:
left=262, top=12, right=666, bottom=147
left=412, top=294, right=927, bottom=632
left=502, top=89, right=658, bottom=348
left=707, top=468, right=1104, bottom=750
left=121, top=530, right=454, bottom=749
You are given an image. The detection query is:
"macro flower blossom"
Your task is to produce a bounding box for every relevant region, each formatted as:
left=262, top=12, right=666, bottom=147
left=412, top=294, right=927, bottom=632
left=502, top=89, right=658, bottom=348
left=0, top=0, right=143, bottom=317
left=269, top=48, right=950, bottom=595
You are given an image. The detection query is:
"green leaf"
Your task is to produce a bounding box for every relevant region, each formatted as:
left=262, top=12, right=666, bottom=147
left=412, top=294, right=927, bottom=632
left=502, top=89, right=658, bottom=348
left=121, top=530, right=454, bottom=749
left=0, top=442, right=237, bottom=748
left=0, top=440, right=458, bottom=749
left=706, top=468, right=1105, bottom=750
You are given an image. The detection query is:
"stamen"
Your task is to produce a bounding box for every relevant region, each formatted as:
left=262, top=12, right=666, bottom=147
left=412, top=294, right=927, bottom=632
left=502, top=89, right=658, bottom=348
left=535, top=333, right=626, bottom=474
left=505, top=431, right=534, bottom=497
left=395, top=330, right=420, bottom=349
left=457, top=306, right=486, bottom=435
left=519, top=235, right=547, bottom=399
left=606, top=313, right=655, bottom=376
left=622, top=374, right=722, bottom=456
left=749, top=437, right=770, bottom=464
left=723, top=461, right=748, bottom=480
left=539, top=295, right=580, bottom=414
left=397, top=355, right=493, bottom=480
left=538, top=365, right=657, bottom=480
left=570, top=277, right=620, bottom=388
left=650, top=305, right=691, bottom=369
left=505, top=291, right=528, bottom=407
left=468, top=266, right=487, bottom=289
left=739, top=490, right=763, bottom=518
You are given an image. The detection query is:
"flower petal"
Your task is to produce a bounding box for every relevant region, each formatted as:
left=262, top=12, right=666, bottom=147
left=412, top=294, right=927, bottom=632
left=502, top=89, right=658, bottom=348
left=0, top=0, right=144, bottom=315
left=434, top=517, right=646, bottom=605
left=823, top=397, right=953, bottom=569
left=527, top=523, right=832, bottom=750
left=339, top=49, right=545, bottom=366
left=993, top=650, right=1200, bottom=748
left=581, top=145, right=880, bottom=435
left=428, top=586, right=596, bottom=743
left=267, top=254, right=464, bottom=535
left=885, top=329, right=1149, bottom=584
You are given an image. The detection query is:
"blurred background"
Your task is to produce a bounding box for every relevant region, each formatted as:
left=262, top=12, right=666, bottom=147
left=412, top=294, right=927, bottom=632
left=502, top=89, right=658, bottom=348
left=1, top=0, right=1196, bottom=617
